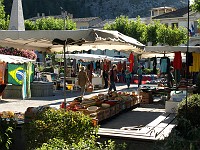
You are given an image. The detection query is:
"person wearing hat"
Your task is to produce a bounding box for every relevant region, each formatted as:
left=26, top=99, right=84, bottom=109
left=77, top=66, right=89, bottom=98
left=167, top=67, right=174, bottom=88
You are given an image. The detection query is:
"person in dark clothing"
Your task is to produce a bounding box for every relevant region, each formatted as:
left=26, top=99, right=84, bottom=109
left=108, top=64, right=118, bottom=91
left=103, top=70, right=109, bottom=89
left=167, top=67, right=174, bottom=88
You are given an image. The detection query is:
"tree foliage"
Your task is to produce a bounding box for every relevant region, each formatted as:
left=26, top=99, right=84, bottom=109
left=104, top=15, right=188, bottom=46
left=191, top=0, right=200, bottom=12
left=0, top=0, right=9, bottom=30
left=25, top=16, right=76, bottom=30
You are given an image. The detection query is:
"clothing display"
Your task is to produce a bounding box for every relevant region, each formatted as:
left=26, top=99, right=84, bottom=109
left=160, top=57, right=170, bottom=73
left=0, top=62, right=6, bottom=84
left=128, top=52, right=134, bottom=72
left=189, top=53, right=200, bottom=72
left=173, top=51, right=182, bottom=70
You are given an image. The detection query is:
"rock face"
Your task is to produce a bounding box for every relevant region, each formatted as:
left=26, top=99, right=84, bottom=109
left=81, top=0, right=188, bottom=19
left=4, top=0, right=189, bottom=19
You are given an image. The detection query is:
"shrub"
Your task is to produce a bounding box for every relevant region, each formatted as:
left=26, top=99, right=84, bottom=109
left=24, top=108, right=98, bottom=149
left=177, top=94, right=200, bottom=127
left=36, top=138, right=126, bottom=150
left=0, top=118, right=16, bottom=150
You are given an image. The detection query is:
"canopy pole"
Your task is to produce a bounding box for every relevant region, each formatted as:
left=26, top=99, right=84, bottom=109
left=63, top=42, right=67, bottom=110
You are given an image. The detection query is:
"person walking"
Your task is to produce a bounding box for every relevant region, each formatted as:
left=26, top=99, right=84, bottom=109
left=137, top=65, right=143, bottom=87
left=77, top=66, right=89, bottom=98
left=103, top=69, right=109, bottom=89
left=125, top=66, right=132, bottom=89
left=108, top=64, right=118, bottom=92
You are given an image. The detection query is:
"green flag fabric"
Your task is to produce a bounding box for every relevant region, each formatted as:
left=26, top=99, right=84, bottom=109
left=8, top=64, right=25, bottom=85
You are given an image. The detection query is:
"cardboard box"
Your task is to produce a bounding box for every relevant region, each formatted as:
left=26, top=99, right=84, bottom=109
left=165, top=101, right=179, bottom=113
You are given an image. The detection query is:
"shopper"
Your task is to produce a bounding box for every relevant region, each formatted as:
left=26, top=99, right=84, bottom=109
left=77, top=66, right=89, bottom=98
left=137, top=65, right=143, bottom=87
left=108, top=64, right=118, bottom=91
left=167, top=67, right=174, bottom=88
left=103, top=69, right=109, bottom=89
left=125, top=66, right=132, bottom=89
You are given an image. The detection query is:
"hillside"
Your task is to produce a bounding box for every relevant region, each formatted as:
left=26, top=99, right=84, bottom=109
left=4, top=0, right=188, bottom=19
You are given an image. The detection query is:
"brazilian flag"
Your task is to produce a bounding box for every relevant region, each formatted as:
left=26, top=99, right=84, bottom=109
left=8, top=64, right=25, bottom=85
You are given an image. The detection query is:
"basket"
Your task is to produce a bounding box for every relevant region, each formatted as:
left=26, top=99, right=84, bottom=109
left=86, top=84, right=93, bottom=92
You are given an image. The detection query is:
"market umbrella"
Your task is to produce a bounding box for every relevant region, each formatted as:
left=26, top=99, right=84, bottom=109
left=0, top=29, right=145, bottom=53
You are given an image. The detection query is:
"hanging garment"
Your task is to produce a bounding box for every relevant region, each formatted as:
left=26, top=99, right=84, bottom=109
left=152, top=57, right=157, bottom=74
left=128, top=52, right=134, bottom=72
left=160, top=57, right=170, bottom=73
left=186, top=52, right=193, bottom=66
left=73, top=59, right=77, bottom=73
left=189, top=53, right=200, bottom=72
left=96, top=60, right=100, bottom=69
left=0, top=62, right=6, bottom=84
left=117, top=61, right=122, bottom=72
left=173, top=51, right=182, bottom=70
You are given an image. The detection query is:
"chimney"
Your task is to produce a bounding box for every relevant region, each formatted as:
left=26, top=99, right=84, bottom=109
left=37, top=13, right=40, bottom=17
left=42, top=13, right=45, bottom=17
left=9, top=0, right=25, bottom=31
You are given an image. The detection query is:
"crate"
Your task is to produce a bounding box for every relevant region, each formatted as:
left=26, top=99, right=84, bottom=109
left=115, top=103, right=120, bottom=114
left=110, top=106, right=116, bottom=117
left=125, top=100, right=131, bottom=109
left=96, top=110, right=104, bottom=122
left=140, top=97, right=153, bottom=104
left=103, top=108, right=110, bottom=119
left=140, top=92, right=152, bottom=99
left=120, top=101, right=126, bottom=111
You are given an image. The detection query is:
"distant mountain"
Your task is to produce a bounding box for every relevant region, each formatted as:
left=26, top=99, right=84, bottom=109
left=4, top=0, right=188, bottom=19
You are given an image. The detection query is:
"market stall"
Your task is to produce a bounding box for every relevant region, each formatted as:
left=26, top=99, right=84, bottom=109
left=56, top=53, right=127, bottom=89
left=0, top=54, right=35, bottom=99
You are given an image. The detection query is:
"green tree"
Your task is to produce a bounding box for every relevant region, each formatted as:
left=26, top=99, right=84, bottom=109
left=0, top=0, right=9, bottom=30
left=25, top=16, right=76, bottom=30
left=146, top=21, right=162, bottom=45
left=191, top=0, right=200, bottom=12
left=157, top=24, right=187, bottom=46
left=104, top=16, right=147, bottom=44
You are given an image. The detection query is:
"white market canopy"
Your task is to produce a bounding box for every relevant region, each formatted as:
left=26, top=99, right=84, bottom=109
left=0, top=54, right=35, bottom=64
left=0, top=29, right=145, bottom=53
left=55, top=53, right=127, bottom=61
left=145, top=46, right=200, bottom=53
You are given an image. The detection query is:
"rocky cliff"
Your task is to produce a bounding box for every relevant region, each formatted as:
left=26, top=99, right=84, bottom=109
left=4, top=0, right=189, bottom=19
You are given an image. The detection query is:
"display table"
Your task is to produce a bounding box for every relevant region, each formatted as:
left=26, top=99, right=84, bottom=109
left=31, top=82, right=54, bottom=97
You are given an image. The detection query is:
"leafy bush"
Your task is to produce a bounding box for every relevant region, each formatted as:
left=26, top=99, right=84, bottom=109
left=24, top=108, right=98, bottom=149
left=0, top=118, right=16, bottom=150
left=177, top=94, right=200, bottom=127
left=36, top=138, right=126, bottom=150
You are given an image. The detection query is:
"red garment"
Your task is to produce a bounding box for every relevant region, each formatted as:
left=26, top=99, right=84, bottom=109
left=128, top=52, right=134, bottom=72
left=173, top=51, right=182, bottom=70
left=117, top=61, right=122, bottom=72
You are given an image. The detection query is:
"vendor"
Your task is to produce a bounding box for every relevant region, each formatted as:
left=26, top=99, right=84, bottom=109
left=167, top=67, right=174, bottom=88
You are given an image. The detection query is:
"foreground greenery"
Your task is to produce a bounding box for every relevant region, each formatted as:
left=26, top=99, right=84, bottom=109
left=154, top=94, right=200, bottom=150
left=24, top=108, right=126, bottom=150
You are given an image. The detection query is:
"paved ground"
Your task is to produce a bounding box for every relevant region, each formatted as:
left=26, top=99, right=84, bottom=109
left=0, top=83, right=166, bottom=129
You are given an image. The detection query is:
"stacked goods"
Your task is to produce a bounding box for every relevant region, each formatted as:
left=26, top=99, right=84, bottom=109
left=0, top=111, right=24, bottom=124
left=62, top=91, right=140, bottom=123
left=139, top=91, right=153, bottom=104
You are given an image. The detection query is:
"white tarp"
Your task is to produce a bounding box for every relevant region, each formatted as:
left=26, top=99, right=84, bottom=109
left=0, top=29, right=145, bottom=53
left=0, top=54, right=35, bottom=64
left=56, top=53, right=115, bottom=61
left=145, top=46, right=200, bottom=53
